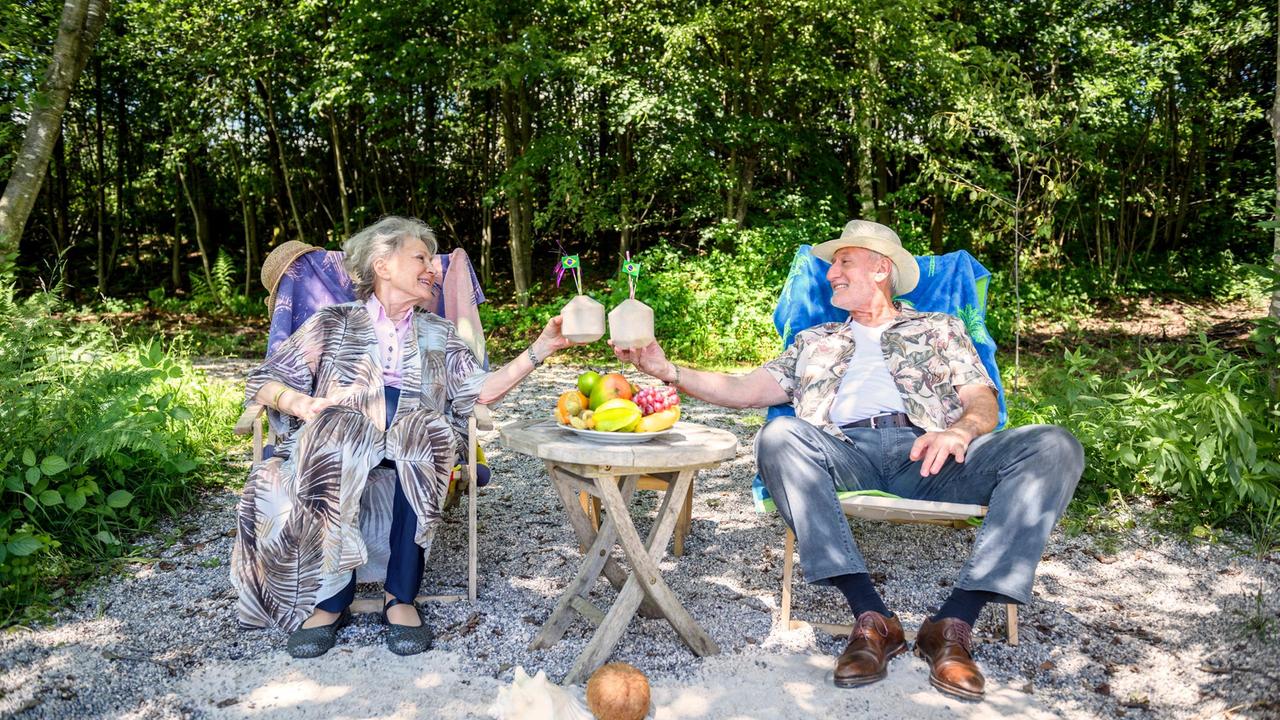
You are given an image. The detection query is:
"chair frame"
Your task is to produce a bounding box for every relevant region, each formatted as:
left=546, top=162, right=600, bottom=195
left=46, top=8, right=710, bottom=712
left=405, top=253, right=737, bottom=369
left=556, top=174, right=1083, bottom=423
left=779, top=495, right=1018, bottom=644
left=234, top=402, right=490, bottom=607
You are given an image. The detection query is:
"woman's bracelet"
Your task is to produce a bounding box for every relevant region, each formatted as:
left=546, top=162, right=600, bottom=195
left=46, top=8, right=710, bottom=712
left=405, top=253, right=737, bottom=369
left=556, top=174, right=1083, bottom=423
left=668, top=363, right=681, bottom=387
left=526, top=346, right=542, bottom=368
left=271, top=386, right=289, bottom=409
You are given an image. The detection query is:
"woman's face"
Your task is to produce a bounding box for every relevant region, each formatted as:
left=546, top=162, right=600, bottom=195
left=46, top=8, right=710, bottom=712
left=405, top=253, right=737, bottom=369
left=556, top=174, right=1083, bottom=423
left=374, top=237, right=438, bottom=310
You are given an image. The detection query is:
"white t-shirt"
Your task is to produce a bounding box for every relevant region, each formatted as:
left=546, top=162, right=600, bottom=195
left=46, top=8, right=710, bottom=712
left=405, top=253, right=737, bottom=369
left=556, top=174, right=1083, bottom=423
left=826, top=319, right=908, bottom=426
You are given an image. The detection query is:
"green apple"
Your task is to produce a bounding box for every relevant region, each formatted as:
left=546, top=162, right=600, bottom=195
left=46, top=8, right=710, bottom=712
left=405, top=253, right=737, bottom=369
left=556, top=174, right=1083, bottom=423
left=577, top=370, right=601, bottom=397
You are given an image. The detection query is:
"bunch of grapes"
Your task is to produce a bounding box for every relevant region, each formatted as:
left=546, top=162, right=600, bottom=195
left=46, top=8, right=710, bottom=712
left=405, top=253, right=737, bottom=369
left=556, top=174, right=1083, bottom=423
left=634, top=385, right=680, bottom=416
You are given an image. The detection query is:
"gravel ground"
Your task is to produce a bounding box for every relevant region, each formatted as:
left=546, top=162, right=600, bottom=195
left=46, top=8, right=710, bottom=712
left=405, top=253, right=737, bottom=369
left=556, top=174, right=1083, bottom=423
left=2, top=363, right=1278, bottom=719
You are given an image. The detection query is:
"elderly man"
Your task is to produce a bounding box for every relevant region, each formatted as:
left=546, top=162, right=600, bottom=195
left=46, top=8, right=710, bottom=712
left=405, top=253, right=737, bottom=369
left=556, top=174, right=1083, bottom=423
left=613, top=220, right=1083, bottom=700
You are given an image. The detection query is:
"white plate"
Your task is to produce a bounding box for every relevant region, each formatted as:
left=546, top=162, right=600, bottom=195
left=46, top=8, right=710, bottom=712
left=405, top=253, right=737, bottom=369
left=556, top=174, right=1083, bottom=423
left=558, top=425, right=673, bottom=444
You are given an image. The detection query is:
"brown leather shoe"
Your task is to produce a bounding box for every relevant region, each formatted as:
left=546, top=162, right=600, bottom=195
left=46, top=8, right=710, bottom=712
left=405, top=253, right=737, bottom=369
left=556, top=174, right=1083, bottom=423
left=915, top=617, right=985, bottom=700
left=833, top=611, right=907, bottom=688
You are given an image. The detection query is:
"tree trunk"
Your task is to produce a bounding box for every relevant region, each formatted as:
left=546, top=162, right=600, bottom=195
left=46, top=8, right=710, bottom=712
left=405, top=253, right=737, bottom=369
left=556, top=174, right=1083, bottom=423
left=112, top=64, right=126, bottom=285
left=253, top=76, right=305, bottom=243
left=171, top=178, right=182, bottom=290
left=480, top=91, right=495, bottom=288
left=176, top=161, right=215, bottom=296
left=930, top=191, right=945, bottom=255
left=229, top=143, right=256, bottom=295
left=94, top=56, right=108, bottom=293
left=328, top=111, right=351, bottom=239
left=856, top=56, right=880, bottom=220
left=499, top=76, right=535, bottom=305
left=873, top=140, right=891, bottom=226
left=1269, top=0, right=1280, bottom=394
left=0, top=0, right=108, bottom=261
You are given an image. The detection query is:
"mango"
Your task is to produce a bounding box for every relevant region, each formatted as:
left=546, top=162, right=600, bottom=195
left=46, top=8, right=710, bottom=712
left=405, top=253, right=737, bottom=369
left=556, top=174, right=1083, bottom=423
left=593, top=398, right=642, bottom=432
left=589, top=372, right=633, bottom=409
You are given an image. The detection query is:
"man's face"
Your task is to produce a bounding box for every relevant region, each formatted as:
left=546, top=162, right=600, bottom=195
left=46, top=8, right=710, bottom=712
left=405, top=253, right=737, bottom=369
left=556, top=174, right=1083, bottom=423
left=826, top=246, right=891, bottom=311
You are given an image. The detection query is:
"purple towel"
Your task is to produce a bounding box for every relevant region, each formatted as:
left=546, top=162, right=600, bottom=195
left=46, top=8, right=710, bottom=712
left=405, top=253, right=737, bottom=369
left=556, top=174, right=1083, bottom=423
left=267, top=250, right=486, bottom=358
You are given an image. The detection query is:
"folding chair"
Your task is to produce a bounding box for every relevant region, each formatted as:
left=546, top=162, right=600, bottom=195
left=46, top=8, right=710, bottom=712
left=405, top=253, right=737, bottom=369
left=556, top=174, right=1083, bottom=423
left=761, top=246, right=1018, bottom=644
left=233, top=243, right=491, bottom=605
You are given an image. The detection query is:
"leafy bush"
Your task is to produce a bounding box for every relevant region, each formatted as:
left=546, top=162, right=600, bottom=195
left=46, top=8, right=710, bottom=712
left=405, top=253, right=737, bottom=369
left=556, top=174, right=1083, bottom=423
left=1012, top=333, right=1280, bottom=534
left=481, top=215, right=834, bottom=366
left=0, top=284, right=241, bottom=624
left=606, top=216, right=833, bottom=365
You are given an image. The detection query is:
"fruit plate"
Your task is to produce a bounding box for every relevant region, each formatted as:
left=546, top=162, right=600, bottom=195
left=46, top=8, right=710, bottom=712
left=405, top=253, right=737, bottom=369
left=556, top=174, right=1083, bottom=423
left=559, top=425, right=673, bottom=444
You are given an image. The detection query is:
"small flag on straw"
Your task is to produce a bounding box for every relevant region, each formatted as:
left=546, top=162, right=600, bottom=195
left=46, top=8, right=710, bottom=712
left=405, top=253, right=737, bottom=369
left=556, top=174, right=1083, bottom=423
left=557, top=254, right=583, bottom=294
left=623, top=253, right=638, bottom=299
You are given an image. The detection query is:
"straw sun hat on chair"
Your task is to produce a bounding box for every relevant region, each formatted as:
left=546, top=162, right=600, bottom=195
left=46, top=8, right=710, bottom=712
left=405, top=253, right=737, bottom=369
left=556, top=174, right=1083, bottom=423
left=261, top=240, right=323, bottom=313
left=810, top=219, right=919, bottom=295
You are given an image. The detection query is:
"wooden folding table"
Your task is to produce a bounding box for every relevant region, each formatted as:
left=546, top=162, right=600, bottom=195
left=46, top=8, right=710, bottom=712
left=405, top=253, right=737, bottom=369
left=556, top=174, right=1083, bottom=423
left=499, top=418, right=739, bottom=684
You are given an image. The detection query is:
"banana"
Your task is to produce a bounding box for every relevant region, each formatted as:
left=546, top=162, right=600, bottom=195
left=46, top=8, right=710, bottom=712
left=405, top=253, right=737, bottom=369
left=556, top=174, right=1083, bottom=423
left=634, top=406, right=679, bottom=433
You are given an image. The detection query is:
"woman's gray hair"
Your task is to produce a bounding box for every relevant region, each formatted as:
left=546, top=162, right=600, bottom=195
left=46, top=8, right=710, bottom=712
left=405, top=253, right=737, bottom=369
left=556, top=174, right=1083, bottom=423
left=889, top=264, right=901, bottom=296
left=342, top=216, right=438, bottom=301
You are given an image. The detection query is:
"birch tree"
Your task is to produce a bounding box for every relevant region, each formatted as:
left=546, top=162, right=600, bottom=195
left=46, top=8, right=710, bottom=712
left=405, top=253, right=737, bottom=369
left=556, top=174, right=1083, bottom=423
left=0, top=0, right=108, bottom=261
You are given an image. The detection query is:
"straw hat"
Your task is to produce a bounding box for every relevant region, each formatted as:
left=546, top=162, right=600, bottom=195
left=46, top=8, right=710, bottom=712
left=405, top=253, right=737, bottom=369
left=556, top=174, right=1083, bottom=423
left=261, top=240, right=322, bottom=312
left=811, top=220, right=919, bottom=295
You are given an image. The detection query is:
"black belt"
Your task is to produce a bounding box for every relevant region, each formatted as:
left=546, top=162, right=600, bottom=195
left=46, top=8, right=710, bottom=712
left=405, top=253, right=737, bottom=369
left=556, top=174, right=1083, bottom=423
left=841, top=412, right=916, bottom=430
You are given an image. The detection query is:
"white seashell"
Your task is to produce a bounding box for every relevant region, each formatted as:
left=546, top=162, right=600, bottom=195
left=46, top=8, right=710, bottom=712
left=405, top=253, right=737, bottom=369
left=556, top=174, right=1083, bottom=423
left=488, top=666, right=594, bottom=720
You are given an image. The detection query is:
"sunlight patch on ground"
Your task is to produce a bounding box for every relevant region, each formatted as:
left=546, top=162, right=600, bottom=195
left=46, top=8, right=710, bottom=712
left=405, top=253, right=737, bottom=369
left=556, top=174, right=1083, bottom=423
left=244, top=676, right=351, bottom=708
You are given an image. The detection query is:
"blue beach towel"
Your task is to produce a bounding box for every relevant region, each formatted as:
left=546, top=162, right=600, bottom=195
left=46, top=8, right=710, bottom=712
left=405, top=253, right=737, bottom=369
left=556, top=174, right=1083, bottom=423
left=751, top=247, right=1006, bottom=513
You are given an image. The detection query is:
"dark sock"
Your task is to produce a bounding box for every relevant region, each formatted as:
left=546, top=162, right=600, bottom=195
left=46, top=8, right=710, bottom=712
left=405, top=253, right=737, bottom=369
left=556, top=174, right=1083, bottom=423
left=934, top=588, right=1018, bottom=627
left=831, top=573, right=890, bottom=618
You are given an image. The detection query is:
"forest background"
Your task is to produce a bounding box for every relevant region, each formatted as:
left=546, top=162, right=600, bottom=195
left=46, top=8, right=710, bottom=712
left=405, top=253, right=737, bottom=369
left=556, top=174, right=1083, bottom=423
left=0, top=0, right=1279, bottom=624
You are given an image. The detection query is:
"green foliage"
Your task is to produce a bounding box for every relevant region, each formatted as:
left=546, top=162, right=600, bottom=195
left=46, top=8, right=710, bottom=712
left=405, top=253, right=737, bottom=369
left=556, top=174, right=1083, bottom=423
left=986, top=248, right=1274, bottom=346
left=610, top=217, right=823, bottom=364
left=0, top=283, right=242, bottom=625
left=1011, top=336, right=1280, bottom=538
left=189, top=252, right=258, bottom=316
left=481, top=213, right=833, bottom=365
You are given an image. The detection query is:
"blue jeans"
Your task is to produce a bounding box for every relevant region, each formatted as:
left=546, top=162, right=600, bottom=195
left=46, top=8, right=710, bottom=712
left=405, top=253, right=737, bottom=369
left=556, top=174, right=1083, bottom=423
left=756, top=417, right=1084, bottom=604
left=317, top=387, right=424, bottom=611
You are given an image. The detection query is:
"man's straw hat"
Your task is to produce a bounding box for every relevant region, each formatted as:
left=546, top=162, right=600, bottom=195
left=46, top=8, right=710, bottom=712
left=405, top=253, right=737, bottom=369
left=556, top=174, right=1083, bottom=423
left=261, top=240, right=323, bottom=312
left=811, top=220, right=919, bottom=295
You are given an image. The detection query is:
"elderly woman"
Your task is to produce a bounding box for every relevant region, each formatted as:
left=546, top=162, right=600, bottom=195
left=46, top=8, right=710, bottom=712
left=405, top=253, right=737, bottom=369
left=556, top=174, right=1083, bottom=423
left=231, top=216, right=574, bottom=658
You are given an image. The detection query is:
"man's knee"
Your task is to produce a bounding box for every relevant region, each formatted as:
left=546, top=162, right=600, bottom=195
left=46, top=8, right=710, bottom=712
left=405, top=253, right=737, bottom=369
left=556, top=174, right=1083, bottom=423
left=756, top=415, right=815, bottom=457
left=1027, top=425, right=1085, bottom=474
left=1008, top=425, right=1085, bottom=503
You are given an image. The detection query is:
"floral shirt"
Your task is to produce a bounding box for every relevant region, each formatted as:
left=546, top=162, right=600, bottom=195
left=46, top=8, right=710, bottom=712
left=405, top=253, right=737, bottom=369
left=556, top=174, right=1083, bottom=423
left=762, top=306, right=996, bottom=441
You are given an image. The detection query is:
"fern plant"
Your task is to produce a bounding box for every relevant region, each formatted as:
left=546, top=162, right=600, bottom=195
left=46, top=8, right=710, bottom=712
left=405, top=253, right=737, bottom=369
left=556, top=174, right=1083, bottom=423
left=0, top=283, right=240, bottom=625
left=188, top=251, right=258, bottom=315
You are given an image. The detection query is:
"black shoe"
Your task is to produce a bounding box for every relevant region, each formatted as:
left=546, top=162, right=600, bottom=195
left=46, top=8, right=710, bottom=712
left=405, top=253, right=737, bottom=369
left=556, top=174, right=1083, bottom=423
left=286, top=608, right=351, bottom=659
left=381, top=598, right=434, bottom=656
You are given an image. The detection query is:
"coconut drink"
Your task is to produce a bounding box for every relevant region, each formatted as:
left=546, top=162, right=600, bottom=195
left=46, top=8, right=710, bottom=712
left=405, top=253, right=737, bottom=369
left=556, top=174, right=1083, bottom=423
left=608, top=298, right=654, bottom=349
left=561, top=294, right=605, bottom=343
left=556, top=253, right=605, bottom=343
left=608, top=256, right=654, bottom=349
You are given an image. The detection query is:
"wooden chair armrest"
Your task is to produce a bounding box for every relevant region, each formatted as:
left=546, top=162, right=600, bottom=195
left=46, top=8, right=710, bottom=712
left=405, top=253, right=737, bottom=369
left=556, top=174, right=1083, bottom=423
left=235, top=404, right=265, bottom=435
left=473, top=403, right=494, bottom=432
